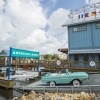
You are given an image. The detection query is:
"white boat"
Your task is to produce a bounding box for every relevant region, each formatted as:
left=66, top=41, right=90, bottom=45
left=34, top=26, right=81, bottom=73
left=10, top=70, right=39, bottom=81
left=0, top=67, right=15, bottom=72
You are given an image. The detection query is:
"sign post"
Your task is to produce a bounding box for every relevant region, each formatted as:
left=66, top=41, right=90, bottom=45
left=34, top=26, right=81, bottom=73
left=38, top=57, right=40, bottom=72
left=8, top=47, right=40, bottom=80
left=8, top=47, right=12, bottom=80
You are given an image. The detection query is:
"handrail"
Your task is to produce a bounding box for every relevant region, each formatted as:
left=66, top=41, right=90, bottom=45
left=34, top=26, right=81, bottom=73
left=14, top=85, right=100, bottom=88
left=14, top=85, right=100, bottom=94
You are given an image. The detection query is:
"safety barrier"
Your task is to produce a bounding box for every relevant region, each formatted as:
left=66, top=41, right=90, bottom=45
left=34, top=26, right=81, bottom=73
left=14, top=85, right=100, bottom=94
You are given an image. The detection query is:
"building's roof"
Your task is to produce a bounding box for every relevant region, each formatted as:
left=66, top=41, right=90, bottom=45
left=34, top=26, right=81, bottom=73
left=0, top=50, right=9, bottom=57
left=62, top=17, right=100, bottom=27
left=62, top=2, right=100, bottom=27
left=58, top=48, right=68, bottom=54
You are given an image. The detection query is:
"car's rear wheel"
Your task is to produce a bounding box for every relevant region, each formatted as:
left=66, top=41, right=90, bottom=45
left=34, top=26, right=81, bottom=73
left=50, top=81, right=56, bottom=86
left=73, top=80, right=80, bottom=86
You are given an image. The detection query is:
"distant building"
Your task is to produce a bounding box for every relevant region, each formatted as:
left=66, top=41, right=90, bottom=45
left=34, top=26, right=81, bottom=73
left=0, top=50, right=9, bottom=66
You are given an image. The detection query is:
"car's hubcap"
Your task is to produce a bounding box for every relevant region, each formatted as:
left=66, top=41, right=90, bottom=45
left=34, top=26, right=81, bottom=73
left=73, top=80, right=80, bottom=86
left=50, top=82, right=55, bottom=86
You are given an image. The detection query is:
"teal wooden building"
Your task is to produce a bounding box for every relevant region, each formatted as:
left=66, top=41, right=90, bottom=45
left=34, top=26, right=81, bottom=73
left=62, top=3, right=100, bottom=70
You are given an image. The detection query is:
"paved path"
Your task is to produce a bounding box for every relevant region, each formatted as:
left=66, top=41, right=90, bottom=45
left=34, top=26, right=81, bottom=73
left=27, top=80, right=43, bottom=87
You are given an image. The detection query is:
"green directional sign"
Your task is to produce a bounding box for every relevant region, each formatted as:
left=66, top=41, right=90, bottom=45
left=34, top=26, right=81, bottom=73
left=11, top=48, right=39, bottom=58
left=8, top=47, right=40, bottom=80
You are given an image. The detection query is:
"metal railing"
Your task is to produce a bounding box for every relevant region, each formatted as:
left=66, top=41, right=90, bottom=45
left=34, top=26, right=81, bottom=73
left=69, top=61, right=100, bottom=71
left=14, top=85, right=100, bottom=94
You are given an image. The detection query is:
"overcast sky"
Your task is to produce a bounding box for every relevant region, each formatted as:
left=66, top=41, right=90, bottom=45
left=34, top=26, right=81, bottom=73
left=0, top=0, right=99, bottom=54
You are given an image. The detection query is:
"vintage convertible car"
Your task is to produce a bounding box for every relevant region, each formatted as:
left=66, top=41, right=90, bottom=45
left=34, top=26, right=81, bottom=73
left=41, top=69, right=88, bottom=86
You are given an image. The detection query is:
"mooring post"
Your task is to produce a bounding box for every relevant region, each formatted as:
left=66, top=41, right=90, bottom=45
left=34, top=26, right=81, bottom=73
left=8, top=47, right=12, bottom=80
left=38, top=57, right=40, bottom=72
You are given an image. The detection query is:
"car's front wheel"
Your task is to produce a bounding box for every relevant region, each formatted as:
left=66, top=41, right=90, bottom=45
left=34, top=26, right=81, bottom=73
left=73, top=80, right=80, bottom=86
left=50, top=81, right=56, bottom=86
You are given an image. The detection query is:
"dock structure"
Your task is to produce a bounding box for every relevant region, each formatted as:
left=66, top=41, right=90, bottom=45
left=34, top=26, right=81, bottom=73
left=0, top=77, right=14, bottom=88
left=0, top=77, right=14, bottom=99
left=0, top=48, right=100, bottom=72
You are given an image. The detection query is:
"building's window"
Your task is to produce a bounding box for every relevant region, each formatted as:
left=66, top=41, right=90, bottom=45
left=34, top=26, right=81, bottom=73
left=73, top=25, right=86, bottom=32
left=96, top=23, right=100, bottom=29
left=83, top=55, right=88, bottom=62
left=74, top=55, right=79, bottom=62
left=73, top=27, right=78, bottom=32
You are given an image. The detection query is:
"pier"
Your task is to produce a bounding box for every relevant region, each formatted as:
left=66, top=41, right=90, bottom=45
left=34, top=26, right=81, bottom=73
left=0, top=77, right=14, bottom=88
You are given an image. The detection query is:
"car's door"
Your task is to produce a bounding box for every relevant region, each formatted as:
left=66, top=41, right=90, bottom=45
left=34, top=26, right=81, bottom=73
left=59, top=71, right=72, bottom=84
left=48, top=73, right=60, bottom=83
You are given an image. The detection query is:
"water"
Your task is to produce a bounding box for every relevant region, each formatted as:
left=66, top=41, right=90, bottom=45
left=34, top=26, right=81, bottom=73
left=0, top=70, right=39, bottom=99
left=0, top=87, right=22, bottom=100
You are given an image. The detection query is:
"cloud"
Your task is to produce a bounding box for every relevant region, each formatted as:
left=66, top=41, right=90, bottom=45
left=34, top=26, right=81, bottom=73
left=48, top=8, right=69, bottom=36
left=0, top=0, right=69, bottom=54
left=17, top=29, right=46, bottom=50
left=0, top=0, right=47, bottom=51
left=42, top=8, right=70, bottom=54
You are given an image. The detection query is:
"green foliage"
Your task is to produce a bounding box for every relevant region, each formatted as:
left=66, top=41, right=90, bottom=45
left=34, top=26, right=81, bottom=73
left=44, top=54, right=52, bottom=60
left=44, top=54, right=60, bottom=61
left=52, top=54, right=60, bottom=60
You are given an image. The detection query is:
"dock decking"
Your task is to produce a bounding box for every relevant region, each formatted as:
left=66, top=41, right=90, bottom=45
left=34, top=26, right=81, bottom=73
left=0, top=77, right=14, bottom=88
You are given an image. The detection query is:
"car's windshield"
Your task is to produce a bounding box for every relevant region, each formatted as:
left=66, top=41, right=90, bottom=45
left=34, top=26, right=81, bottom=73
left=67, top=69, right=73, bottom=73
left=60, top=70, right=66, bottom=73
left=60, top=69, right=72, bottom=74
